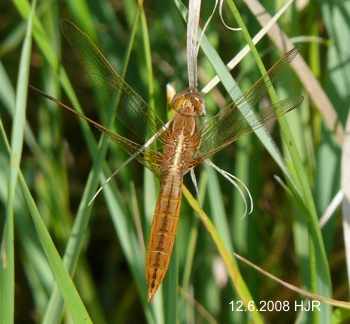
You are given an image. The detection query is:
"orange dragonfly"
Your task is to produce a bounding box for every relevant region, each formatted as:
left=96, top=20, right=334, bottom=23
left=32, top=19, right=303, bottom=302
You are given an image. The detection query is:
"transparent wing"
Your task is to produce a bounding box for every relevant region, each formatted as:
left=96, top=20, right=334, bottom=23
left=93, top=124, right=166, bottom=179
left=194, top=47, right=303, bottom=162
left=30, top=86, right=166, bottom=179
left=57, top=19, right=169, bottom=178
left=60, top=19, right=164, bottom=148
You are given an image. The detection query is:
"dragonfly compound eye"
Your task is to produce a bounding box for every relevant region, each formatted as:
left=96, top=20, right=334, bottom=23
left=172, top=89, right=206, bottom=116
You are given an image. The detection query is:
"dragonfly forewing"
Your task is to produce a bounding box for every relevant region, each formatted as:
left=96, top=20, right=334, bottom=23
left=194, top=95, right=302, bottom=162
left=194, top=47, right=303, bottom=161
left=30, top=85, right=166, bottom=179
left=93, top=124, right=166, bottom=179
left=60, top=19, right=165, bottom=149
left=227, top=47, right=300, bottom=105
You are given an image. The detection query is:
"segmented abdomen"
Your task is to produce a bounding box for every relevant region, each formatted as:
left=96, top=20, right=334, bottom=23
left=146, top=169, right=183, bottom=302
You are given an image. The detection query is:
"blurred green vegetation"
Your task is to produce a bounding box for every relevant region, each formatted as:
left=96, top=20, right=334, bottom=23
left=0, top=0, right=349, bottom=323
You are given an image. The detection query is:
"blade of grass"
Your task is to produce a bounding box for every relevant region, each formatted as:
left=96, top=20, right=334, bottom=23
left=204, top=163, right=233, bottom=251
left=65, top=0, right=98, bottom=40
left=342, top=114, right=350, bottom=290
left=227, top=2, right=332, bottom=321
left=1, top=1, right=36, bottom=323
left=180, top=172, right=206, bottom=308
left=234, top=252, right=350, bottom=309
left=244, top=0, right=343, bottom=145
left=0, top=120, right=92, bottom=323
left=183, top=186, right=263, bottom=324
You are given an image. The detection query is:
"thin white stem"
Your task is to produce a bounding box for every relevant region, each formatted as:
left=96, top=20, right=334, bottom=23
left=198, top=0, right=218, bottom=54
left=319, top=190, right=343, bottom=228
left=201, top=0, right=295, bottom=94
left=190, top=168, right=201, bottom=207
left=219, top=0, right=242, bottom=31
left=205, top=159, right=253, bottom=218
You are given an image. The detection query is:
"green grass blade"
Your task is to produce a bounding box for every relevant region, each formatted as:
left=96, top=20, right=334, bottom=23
left=225, top=2, right=332, bottom=320
left=0, top=119, right=92, bottom=323
left=1, top=1, right=36, bottom=322
left=183, top=186, right=263, bottom=323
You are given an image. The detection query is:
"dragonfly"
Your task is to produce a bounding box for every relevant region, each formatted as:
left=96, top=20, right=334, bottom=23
left=31, top=19, right=303, bottom=302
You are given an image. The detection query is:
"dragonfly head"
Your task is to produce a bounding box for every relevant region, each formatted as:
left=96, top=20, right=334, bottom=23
left=172, top=88, right=206, bottom=116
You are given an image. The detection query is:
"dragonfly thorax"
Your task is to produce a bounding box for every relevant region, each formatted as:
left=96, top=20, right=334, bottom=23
left=172, top=88, right=205, bottom=116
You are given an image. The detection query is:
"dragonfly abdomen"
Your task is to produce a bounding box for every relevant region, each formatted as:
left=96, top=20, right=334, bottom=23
left=146, top=170, right=183, bottom=302
left=146, top=92, right=203, bottom=302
